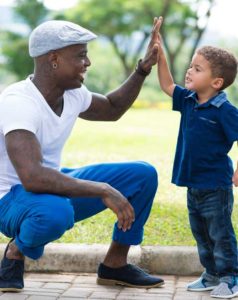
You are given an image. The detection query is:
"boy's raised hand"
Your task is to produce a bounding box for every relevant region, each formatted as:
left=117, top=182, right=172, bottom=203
left=140, top=16, right=163, bottom=72
left=152, top=16, right=163, bottom=46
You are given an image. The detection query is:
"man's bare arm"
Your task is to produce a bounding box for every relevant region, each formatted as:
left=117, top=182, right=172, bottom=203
left=5, top=130, right=135, bottom=231
left=79, top=18, right=161, bottom=121
left=79, top=73, right=146, bottom=121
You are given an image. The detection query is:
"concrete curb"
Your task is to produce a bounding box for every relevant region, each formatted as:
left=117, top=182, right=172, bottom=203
left=0, top=243, right=203, bottom=275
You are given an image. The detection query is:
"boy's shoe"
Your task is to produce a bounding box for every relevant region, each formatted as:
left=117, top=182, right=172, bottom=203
left=210, top=278, right=238, bottom=299
left=0, top=240, right=24, bottom=292
left=97, top=263, right=164, bottom=288
left=187, top=273, right=219, bottom=291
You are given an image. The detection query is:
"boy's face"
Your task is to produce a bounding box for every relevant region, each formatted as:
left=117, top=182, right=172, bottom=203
left=185, top=53, right=215, bottom=93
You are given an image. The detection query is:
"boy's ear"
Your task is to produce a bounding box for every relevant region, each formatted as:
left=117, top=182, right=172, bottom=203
left=212, top=78, right=224, bottom=90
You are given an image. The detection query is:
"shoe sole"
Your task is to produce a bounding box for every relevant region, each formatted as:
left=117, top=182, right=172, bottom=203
left=210, top=290, right=238, bottom=299
left=187, top=286, right=218, bottom=292
left=0, top=287, right=23, bottom=292
left=97, top=277, right=165, bottom=288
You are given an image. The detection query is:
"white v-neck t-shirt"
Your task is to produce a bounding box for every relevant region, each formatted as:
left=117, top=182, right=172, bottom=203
left=0, top=77, right=92, bottom=198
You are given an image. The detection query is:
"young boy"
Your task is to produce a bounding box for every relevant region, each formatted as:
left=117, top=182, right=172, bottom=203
left=156, top=17, right=238, bottom=298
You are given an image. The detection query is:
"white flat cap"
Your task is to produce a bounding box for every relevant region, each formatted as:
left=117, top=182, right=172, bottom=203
left=29, top=20, right=97, bottom=57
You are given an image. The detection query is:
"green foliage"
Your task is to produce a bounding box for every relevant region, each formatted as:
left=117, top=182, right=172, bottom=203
left=85, top=42, right=169, bottom=103
left=227, top=79, right=238, bottom=106
left=213, top=38, right=238, bottom=105
left=64, top=0, right=156, bottom=77
left=1, top=33, right=32, bottom=79
left=1, top=0, right=48, bottom=80
left=0, top=0, right=226, bottom=93
left=15, top=0, right=48, bottom=28
left=86, top=41, right=124, bottom=93
left=0, top=109, right=237, bottom=245
left=64, top=0, right=215, bottom=80
left=46, top=202, right=196, bottom=246
left=66, top=0, right=158, bottom=36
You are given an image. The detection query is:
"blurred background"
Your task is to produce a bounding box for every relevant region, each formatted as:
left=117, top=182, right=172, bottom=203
left=0, top=0, right=238, bottom=107
left=1, top=0, right=238, bottom=245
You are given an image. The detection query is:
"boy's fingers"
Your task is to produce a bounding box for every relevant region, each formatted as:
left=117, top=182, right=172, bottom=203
left=155, top=16, right=163, bottom=33
left=151, top=16, right=163, bottom=40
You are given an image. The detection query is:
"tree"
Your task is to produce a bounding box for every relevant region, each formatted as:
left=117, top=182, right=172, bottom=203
left=64, top=0, right=215, bottom=83
left=1, top=0, right=48, bottom=80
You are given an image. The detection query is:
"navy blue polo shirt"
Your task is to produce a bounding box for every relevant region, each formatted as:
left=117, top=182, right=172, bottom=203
left=172, top=85, right=238, bottom=188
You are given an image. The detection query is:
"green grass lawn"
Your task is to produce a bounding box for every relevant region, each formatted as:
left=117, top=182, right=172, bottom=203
left=1, top=109, right=238, bottom=245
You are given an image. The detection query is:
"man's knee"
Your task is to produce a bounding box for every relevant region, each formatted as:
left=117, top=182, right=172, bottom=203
left=48, top=211, right=74, bottom=238
left=20, top=200, right=74, bottom=247
left=44, top=202, right=74, bottom=239
left=133, top=161, right=158, bottom=187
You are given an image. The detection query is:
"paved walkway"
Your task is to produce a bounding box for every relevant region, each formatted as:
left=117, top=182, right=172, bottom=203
left=0, top=273, right=219, bottom=299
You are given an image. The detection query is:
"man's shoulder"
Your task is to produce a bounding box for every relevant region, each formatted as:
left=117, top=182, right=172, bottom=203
left=66, top=84, right=91, bottom=98
left=0, top=78, right=36, bottom=107
left=1, top=79, right=27, bottom=95
left=65, top=84, right=92, bottom=113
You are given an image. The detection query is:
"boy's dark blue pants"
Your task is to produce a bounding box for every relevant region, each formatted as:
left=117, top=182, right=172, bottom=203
left=187, top=187, right=238, bottom=278
left=0, top=161, right=158, bottom=259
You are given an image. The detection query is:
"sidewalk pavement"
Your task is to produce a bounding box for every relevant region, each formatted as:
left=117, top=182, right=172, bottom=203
left=0, top=243, right=211, bottom=299
left=0, top=244, right=203, bottom=276
left=0, top=272, right=216, bottom=299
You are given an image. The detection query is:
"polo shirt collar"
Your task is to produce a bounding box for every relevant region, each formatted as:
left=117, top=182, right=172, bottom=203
left=186, top=91, right=227, bottom=108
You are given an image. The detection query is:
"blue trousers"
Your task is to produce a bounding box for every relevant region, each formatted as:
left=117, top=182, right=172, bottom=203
left=0, top=161, right=158, bottom=260
left=187, top=187, right=238, bottom=278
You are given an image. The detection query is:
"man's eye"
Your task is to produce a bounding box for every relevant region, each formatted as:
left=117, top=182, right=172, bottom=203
left=79, top=53, right=87, bottom=58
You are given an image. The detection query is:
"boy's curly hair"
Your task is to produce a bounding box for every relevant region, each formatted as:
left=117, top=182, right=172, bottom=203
left=196, top=46, right=237, bottom=90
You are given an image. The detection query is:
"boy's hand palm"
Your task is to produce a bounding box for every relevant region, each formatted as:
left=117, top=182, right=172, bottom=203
left=232, top=170, right=238, bottom=186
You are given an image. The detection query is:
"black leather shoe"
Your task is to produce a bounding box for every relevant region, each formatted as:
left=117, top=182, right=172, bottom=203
left=97, top=263, right=164, bottom=288
left=0, top=240, right=24, bottom=292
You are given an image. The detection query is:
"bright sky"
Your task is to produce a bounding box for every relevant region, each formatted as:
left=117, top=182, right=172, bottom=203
left=0, top=0, right=78, bottom=10
left=0, top=0, right=238, bottom=39
left=207, top=0, right=238, bottom=38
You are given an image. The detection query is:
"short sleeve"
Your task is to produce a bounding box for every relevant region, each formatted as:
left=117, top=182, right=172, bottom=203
left=72, top=84, right=92, bottom=113
left=173, top=85, right=192, bottom=112
left=0, top=96, right=39, bottom=136
left=220, top=103, right=238, bottom=144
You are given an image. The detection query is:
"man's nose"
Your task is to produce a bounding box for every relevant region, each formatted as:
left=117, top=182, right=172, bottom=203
left=85, top=57, right=91, bottom=67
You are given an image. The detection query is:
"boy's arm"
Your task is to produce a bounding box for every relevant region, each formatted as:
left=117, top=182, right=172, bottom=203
left=232, top=142, right=238, bottom=186
left=157, top=39, right=176, bottom=97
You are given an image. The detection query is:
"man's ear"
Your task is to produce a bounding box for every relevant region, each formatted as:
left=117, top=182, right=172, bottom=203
left=212, top=78, right=224, bottom=90
left=48, top=51, right=59, bottom=66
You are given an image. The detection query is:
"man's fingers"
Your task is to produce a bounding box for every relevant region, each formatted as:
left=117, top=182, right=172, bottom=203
left=117, top=203, right=135, bottom=231
left=122, top=216, right=131, bottom=232
left=152, top=44, right=159, bottom=55
left=122, top=206, right=135, bottom=231
left=117, top=211, right=124, bottom=230
left=151, top=16, right=163, bottom=37
left=156, top=16, right=163, bottom=32
left=103, top=190, right=135, bottom=231
left=157, top=16, right=163, bottom=30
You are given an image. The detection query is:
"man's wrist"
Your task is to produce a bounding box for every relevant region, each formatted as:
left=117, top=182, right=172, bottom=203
left=135, top=59, right=152, bottom=76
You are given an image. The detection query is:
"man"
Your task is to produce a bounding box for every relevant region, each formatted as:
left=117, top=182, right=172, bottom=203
left=0, top=18, right=163, bottom=292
